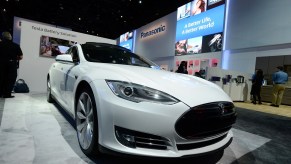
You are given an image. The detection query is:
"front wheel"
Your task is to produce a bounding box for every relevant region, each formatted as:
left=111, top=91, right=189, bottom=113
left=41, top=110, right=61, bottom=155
left=75, top=87, right=99, bottom=156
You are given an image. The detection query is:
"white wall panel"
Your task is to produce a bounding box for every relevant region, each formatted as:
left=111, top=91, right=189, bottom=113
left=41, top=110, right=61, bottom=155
left=224, top=0, right=291, bottom=50
left=19, top=21, right=115, bottom=93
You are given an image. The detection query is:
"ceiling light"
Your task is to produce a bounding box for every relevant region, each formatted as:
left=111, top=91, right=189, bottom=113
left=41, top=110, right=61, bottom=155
left=121, top=15, right=123, bottom=18
left=3, top=9, right=6, bottom=12
left=78, top=17, right=81, bottom=21
left=139, top=0, right=142, bottom=4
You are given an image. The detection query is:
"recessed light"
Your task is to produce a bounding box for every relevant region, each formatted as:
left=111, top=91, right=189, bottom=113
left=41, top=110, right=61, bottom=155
left=139, top=0, right=142, bottom=4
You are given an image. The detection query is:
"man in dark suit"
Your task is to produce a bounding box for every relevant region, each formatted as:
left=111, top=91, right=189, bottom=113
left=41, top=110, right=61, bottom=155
left=0, top=32, right=23, bottom=98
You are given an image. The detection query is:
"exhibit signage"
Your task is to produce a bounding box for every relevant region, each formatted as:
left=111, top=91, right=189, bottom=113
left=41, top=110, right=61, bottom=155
left=140, top=25, right=166, bottom=39
left=31, top=25, right=77, bottom=37
left=175, top=0, right=225, bottom=56
left=119, top=31, right=134, bottom=51
left=176, top=5, right=224, bottom=41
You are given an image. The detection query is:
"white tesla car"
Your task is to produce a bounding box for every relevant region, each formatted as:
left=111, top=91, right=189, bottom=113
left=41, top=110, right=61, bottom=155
left=47, top=42, right=236, bottom=158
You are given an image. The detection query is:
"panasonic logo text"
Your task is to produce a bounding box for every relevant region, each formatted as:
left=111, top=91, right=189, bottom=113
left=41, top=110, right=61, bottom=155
left=140, top=25, right=166, bottom=39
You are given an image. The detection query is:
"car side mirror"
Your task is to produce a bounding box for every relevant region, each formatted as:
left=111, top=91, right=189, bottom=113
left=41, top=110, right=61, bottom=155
left=55, top=54, right=73, bottom=63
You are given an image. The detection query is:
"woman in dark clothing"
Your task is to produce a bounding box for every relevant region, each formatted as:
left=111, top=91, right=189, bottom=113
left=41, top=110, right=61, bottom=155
left=251, top=69, right=264, bottom=104
left=176, top=61, right=188, bottom=74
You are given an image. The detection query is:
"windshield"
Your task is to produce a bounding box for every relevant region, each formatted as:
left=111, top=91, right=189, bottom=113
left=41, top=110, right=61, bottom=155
left=81, top=43, right=157, bottom=68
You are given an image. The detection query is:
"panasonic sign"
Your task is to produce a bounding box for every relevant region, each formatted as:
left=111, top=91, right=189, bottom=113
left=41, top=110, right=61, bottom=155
left=140, top=25, right=166, bottom=39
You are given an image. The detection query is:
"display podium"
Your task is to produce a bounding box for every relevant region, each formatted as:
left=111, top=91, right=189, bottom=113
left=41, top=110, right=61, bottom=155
left=229, top=82, right=246, bottom=101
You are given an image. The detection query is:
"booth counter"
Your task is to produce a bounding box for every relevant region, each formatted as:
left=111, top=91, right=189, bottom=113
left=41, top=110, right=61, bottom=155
left=206, top=67, right=252, bottom=102
left=261, top=85, right=291, bottom=105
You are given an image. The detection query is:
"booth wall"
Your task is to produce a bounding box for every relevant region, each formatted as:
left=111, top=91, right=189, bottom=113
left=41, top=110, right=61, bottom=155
left=222, top=0, right=291, bottom=73
left=19, top=21, right=115, bottom=93
left=224, top=0, right=291, bottom=50
left=134, top=12, right=177, bottom=70
left=222, top=46, right=291, bottom=74
left=13, top=17, right=56, bottom=45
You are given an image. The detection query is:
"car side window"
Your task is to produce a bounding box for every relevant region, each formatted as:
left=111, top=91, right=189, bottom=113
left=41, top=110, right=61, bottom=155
left=67, top=47, right=79, bottom=62
left=65, top=48, right=72, bottom=54
left=72, top=47, right=79, bottom=62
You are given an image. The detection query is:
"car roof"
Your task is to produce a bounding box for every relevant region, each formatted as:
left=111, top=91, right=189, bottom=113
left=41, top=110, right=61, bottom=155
left=83, top=42, right=130, bottom=52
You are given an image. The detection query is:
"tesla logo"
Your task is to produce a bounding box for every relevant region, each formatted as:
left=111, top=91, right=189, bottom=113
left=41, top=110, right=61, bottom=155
left=218, top=103, right=225, bottom=115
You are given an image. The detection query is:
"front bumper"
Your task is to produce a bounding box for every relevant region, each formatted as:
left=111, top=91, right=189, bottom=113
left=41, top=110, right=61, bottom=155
left=90, top=80, right=235, bottom=158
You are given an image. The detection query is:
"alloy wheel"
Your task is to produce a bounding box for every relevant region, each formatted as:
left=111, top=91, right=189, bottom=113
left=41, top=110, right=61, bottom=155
left=76, top=92, right=94, bottom=150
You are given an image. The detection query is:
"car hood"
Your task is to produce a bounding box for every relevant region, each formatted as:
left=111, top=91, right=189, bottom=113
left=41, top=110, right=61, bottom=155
left=85, top=63, right=232, bottom=107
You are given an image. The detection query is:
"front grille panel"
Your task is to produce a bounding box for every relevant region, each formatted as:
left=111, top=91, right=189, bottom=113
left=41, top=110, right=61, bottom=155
left=175, top=102, right=236, bottom=139
left=177, top=134, right=227, bottom=150
left=135, top=136, right=170, bottom=150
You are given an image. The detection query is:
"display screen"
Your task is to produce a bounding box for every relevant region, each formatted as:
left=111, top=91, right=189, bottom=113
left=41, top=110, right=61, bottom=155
left=39, top=35, right=76, bottom=58
left=119, top=31, right=134, bottom=52
left=175, top=0, right=225, bottom=56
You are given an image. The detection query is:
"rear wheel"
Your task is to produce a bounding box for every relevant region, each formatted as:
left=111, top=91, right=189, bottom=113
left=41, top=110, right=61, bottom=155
left=47, top=77, right=54, bottom=103
left=75, top=87, right=99, bottom=156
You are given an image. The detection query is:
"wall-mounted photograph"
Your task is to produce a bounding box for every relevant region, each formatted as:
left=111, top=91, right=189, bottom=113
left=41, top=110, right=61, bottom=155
left=202, top=32, right=223, bottom=53
left=39, top=35, right=76, bottom=58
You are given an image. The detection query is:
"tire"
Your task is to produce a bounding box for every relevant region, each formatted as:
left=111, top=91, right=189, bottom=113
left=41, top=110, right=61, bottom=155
left=47, top=77, right=54, bottom=103
left=75, top=87, right=99, bottom=156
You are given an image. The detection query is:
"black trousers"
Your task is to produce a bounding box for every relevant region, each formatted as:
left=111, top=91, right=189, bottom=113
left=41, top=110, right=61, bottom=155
left=251, top=85, right=262, bottom=103
left=0, top=61, right=17, bottom=97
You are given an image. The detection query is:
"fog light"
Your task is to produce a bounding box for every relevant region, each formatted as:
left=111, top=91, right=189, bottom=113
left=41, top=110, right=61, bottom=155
left=123, top=134, right=135, bottom=142
left=115, top=126, right=136, bottom=148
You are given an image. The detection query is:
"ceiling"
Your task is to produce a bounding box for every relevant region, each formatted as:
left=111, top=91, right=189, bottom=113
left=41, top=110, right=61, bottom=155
left=0, top=0, right=192, bottom=39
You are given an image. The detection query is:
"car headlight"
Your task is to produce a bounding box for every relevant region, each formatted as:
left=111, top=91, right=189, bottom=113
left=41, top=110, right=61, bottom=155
left=106, top=80, right=179, bottom=105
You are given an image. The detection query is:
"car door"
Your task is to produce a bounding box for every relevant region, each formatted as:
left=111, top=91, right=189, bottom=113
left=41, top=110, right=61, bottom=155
left=50, top=52, right=74, bottom=108
left=50, top=47, right=74, bottom=111
left=49, top=61, right=63, bottom=102
left=62, top=46, right=80, bottom=114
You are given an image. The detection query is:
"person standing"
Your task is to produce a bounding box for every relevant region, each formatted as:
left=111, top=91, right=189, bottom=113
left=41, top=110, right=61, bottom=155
left=270, top=66, right=288, bottom=107
left=176, top=61, right=188, bottom=74
left=251, top=69, right=264, bottom=104
left=0, top=32, right=23, bottom=98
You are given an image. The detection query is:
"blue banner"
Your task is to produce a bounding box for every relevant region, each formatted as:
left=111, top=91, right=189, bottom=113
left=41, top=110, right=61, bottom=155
left=119, top=39, right=133, bottom=52
left=176, top=4, right=225, bottom=41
